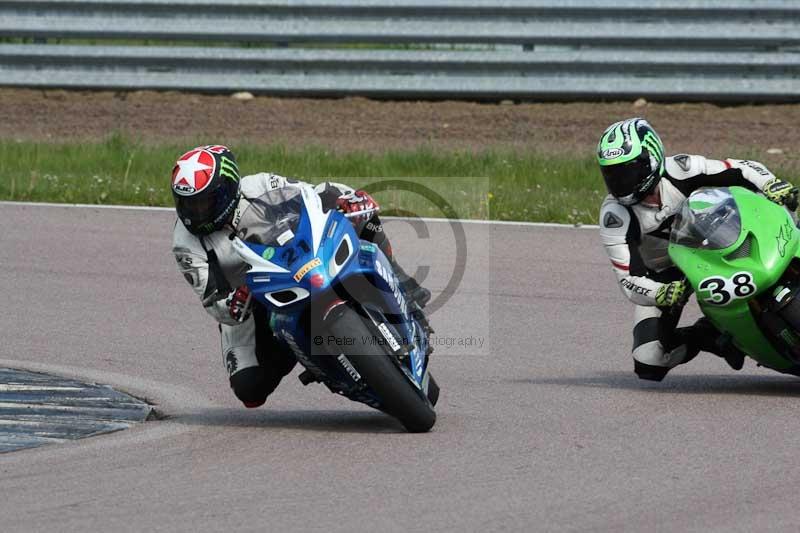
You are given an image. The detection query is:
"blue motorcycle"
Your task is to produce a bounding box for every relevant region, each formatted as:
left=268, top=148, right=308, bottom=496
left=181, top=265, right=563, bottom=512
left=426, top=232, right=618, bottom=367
left=231, top=184, right=439, bottom=432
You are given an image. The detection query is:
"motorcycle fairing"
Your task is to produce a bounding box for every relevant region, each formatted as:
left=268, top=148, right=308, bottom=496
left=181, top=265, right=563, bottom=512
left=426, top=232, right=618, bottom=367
left=233, top=184, right=431, bottom=405
left=669, top=187, right=800, bottom=370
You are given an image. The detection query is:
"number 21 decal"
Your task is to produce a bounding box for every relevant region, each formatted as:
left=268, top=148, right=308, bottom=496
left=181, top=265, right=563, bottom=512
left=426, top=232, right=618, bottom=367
left=698, top=272, right=756, bottom=306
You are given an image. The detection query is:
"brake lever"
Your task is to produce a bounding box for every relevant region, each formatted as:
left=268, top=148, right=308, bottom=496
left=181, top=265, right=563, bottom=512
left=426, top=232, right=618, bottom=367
left=786, top=187, right=799, bottom=213
left=342, top=206, right=381, bottom=219
left=665, top=277, right=693, bottom=318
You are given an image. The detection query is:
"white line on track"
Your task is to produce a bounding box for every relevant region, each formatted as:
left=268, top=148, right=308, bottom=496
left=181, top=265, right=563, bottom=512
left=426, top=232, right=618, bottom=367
left=0, top=384, right=84, bottom=392
left=0, top=200, right=600, bottom=229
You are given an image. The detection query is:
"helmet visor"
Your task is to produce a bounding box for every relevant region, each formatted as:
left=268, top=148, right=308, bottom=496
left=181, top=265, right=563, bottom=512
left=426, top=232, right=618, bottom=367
left=600, top=157, right=654, bottom=205
left=174, top=183, right=237, bottom=232
left=175, top=193, right=217, bottom=223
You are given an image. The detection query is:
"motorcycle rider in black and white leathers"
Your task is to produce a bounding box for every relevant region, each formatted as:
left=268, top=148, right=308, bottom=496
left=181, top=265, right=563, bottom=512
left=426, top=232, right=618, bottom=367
left=597, top=118, right=798, bottom=381
left=170, top=145, right=430, bottom=407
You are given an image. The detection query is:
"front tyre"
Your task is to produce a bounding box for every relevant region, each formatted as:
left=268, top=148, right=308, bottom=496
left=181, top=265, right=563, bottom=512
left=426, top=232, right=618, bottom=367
left=324, top=305, right=436, bottom=432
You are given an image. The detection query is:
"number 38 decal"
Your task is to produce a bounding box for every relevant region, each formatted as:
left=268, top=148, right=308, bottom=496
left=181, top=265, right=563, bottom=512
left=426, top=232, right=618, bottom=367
left=698, top=272, right=757, bottom=306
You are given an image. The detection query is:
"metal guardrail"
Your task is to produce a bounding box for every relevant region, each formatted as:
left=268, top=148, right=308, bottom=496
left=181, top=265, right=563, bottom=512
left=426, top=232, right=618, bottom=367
left=0, top=1, right=799, bottom=102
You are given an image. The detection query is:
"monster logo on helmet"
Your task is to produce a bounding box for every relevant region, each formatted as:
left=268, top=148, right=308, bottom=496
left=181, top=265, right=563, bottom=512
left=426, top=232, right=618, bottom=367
left=218, top=155, right=240, bottom=183
left=597, top=118, right=665, bottom=206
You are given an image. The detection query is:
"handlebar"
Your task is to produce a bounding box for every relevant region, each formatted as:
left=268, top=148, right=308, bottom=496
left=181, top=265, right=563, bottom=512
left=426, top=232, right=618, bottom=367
left=786, top=187, right=799, bottom=213
left=342, top=206, right=380, bottom=219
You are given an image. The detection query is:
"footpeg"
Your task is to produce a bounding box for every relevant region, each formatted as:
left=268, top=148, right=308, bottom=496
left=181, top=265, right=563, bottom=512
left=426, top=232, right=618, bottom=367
left=412, top=303, right=434, bottom=335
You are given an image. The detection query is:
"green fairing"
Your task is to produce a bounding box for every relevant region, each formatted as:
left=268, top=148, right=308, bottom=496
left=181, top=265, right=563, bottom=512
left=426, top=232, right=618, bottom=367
left=669, top=187, right=800, bottom=371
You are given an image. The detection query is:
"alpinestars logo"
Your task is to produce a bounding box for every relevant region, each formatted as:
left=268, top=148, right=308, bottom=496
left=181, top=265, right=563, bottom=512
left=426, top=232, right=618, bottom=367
left=172, top=148, right=216, bottom=196
left=777, top=220, right=793, bottom=257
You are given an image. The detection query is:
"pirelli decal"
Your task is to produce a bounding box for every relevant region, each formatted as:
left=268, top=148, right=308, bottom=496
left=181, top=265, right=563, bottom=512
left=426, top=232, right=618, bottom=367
left=293, top=258, right=322, bottom=282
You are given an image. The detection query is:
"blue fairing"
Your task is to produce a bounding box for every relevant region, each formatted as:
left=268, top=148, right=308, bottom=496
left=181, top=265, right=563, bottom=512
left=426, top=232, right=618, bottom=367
left=235, top=189, right=429, bottom=405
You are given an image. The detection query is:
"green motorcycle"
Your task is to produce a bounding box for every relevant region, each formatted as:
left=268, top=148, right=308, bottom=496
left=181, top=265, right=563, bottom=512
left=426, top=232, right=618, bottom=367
left=669, top=186, right=800, bottom=375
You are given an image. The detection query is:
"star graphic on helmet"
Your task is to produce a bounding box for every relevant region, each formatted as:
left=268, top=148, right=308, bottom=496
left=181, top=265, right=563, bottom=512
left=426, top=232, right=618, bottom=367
left=173, top=150, right=213, bottom=191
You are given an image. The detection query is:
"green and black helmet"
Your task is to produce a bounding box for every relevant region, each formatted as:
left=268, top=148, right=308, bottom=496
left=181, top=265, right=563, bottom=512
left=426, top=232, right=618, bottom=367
left=597, top=118, right=665, bottom=206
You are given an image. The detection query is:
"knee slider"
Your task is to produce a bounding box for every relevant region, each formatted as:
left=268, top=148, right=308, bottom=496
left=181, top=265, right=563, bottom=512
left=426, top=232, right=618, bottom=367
left=229, top=367, right=271, bottom=407
left=634, top=360, right=670, bottom=382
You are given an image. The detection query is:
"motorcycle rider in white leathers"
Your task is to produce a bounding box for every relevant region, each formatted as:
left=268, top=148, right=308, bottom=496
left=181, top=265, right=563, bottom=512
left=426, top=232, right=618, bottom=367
left=597, top=118, right=798, bottom=381
left=171, top=145, right=430, bottom=407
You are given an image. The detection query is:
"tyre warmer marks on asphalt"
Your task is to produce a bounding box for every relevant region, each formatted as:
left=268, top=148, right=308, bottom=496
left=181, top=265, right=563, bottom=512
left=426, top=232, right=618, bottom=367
left=0, top=368, right=152, bottom=453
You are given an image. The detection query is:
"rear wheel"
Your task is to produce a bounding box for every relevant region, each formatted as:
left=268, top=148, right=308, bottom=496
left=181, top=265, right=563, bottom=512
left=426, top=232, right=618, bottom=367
left=324, top=305, right=436, bottom=432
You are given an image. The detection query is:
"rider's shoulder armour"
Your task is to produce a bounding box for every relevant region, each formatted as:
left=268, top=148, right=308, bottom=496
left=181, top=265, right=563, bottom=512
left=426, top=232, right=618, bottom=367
left=665, top=154, right=706, bottom=180
left=599, top=195, right=633, bottom=240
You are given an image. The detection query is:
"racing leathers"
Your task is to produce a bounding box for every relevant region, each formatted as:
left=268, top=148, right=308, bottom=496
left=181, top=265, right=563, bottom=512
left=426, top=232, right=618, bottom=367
left=599, top=155, right=780, bottom=381
left=172, top=173, right=397, bottom=407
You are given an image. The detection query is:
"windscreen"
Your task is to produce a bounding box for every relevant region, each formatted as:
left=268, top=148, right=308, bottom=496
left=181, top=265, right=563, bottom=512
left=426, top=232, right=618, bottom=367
left=236, top=187, right=304, bottom=246
left=671, top=188, right=742, bottom=250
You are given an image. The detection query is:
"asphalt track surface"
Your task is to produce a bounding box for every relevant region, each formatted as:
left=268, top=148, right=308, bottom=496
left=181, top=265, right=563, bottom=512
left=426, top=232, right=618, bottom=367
left=3, top=203, right=800, bottom=532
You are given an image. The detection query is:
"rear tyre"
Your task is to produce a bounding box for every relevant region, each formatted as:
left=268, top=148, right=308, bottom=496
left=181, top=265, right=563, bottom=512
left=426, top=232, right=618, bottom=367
left=324, top=306, right=436, bottom=433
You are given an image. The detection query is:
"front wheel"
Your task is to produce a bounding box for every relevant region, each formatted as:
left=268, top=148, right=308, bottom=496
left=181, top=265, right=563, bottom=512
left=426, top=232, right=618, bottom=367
left=324, top=305, right=436, bottom=432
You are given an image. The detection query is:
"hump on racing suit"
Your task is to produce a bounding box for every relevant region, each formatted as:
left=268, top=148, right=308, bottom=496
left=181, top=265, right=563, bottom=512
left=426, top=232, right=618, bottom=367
left=172, top=173, right=355, bottom=324
left=599, top=154, right=776, bottom=306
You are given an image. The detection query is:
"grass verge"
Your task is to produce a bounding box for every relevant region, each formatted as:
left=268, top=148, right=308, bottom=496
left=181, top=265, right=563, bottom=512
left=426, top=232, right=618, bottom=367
left=1, top=135, right=793, bottom=224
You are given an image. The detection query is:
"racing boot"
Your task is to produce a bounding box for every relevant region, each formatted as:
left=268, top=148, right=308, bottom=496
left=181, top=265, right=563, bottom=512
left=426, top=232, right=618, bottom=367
left=715, top=332, right=746, bottom=371
left=392, top=260, right=432, bottom=308
left=682, top=317, right=745, bottom=371
left=401, top=277, right=432, bottom=309
left=358, top=213, right=432, bottom=308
